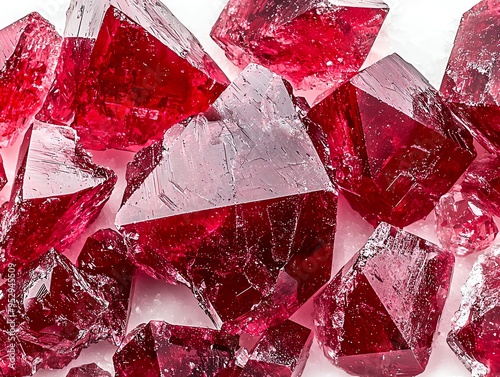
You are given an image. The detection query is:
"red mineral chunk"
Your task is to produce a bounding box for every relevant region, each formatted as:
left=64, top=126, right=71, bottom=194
left=66, top=364, right=112, bottom=377
left=0, top=155, right=6, bottom=191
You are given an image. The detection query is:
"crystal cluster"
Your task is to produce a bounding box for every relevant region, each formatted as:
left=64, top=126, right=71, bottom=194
left=66, top=364, right=111, bottom=377
left=307, top=53, right=477, bottom=227
left=314, top=223, right=454, bottom=377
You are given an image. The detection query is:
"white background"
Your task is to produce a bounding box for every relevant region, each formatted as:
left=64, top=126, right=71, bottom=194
left=0, top=0, right=488, bottom=376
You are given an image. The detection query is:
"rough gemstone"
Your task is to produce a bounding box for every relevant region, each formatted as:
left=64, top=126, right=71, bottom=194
left=448, top=247, right=500, bottom=376
left=113, top=321, right=240, bottom=376
left=440, top=0, right=500, bottom=153
left=0, top=155, right=6, bottom=192
left=38, top=0, right=229, bottom=151
left=240, top=320, right=313, bottom=377
left=314, top=222, right=454, bottom=377
left=435, top=189, right=498, bottom=256
left=307, top=53, right=477, bottom=227
left=0, top=122, right=116, bottom=275
left=66, top=364, right=112, bottom=377
left=0, top=13, right=61, bottom=147
left=211, top=0, right=388, bottom=91
left=77, top=229, right=134, bottom=345
left=116, top=65, right=338, bottom=335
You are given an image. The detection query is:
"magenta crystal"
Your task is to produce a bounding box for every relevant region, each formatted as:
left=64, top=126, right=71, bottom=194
left=0, top=155, right=6, bottom=192
left=314, top=222, right=454, bottom=377
left=116, top=65, right=337, bottom=335
left=66, top=364, right=111, bottom=377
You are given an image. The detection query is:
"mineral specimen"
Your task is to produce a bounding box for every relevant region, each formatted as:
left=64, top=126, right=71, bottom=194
left=440, top=0, right=500, bottom=153
left=448, top=247, right=500, bottom=377
left=113, top=321, right=240, bottom=376
left=66, top=364, right=112, bottom=377
left=0, top=13, right=61, bottom=147
left=116, top=64, right=337, bottom=335
left=435, top=189, right=498, bottom=256
left=38, top=0, right=229, bottom=151
left=314, top=222, right=454, bottom=377
left=211, top=0, right=388, bottom=90
left=0, top=155, right=6, bottom=191
left=240, top=320, right=313, bottom=377
left=0, top=122, right=116, bottom=276
left=307, top=53, right=476, bottom=227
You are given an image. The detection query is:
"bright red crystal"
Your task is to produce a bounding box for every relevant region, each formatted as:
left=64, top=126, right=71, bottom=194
left=240, top=320, right=313, bottom=377
left=440, top=0, right=500, bottom=153
left=211, top=0, right=388, bottom=91
left=448, top=248, right=500, bottom=376
left=113, top=321, right=240, bottom=377
left=0, top=13, right=61, bottom=147
left=0, top=122, right=116, bottom=276
left=66, top=364, right=112, bottom=377
left=39, top=0, right=229, bottom=151
left=307, top=53, right=476, bottom=227
left=116, top=65, right=337, bottom=335
left=0, top=155, right=6, bottom=192
left=314, top=223, right=454, bottom=377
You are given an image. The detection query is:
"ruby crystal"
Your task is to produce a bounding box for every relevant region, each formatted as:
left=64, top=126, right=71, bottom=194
left=116, top=65, right=337, bottom=335
left=211, top=0, right=388, bottom=91
left=448, top=248, right=500, bottom=376
left=0, top=155, right=6, bottom=192
left=240, top=320, right=313, bottom=377
left=435, top=189, right=498, bottom=256
left=0, top=122, right=116, bottom=275
left=440, top=0, right=500, bottom=153
left=0, top=13, right=61, bottom=147
left=66, top=364, right=111, bottom=377
left=307, top=53, right=477, bottom=227
left=314, top=222, right=454, bottom=377
left=113, top=321, right=240, bottom=376
left=38, top=0, right=229, bottom=151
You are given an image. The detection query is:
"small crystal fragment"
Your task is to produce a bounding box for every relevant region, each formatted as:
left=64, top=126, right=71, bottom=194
left=0, top=155, right=6, bottom=191
left=314, top=223, right=454, bottom=377
left=66, top=364, right=112, bottom=377
left=307, top=53, right=477, bottom=227
left=0, top=122, right=116, bottom=275
left=117, top=65, right=337, bottom=335
left=440, top=0, right=500, bottom=153
left=448, top=248, right=500, bottom=377
left=0, top=13, right=61, bottom=147
left=435, top=189, right=498, bottom=256
left=113, top=321, right=240, bottom=376
left=211, top=0, right=388, bottom=90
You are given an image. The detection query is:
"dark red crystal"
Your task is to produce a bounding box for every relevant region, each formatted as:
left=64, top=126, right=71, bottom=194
left=66, top=364, right=112, bottom=377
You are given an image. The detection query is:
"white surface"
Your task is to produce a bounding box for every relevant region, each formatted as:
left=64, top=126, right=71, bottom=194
left=0, top=0, right=487, bottom=376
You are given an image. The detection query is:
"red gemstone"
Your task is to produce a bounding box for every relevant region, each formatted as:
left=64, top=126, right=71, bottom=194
left=113, top=321, right=240, bottom=376
left=448, top=248, right=500, bottom=377
left=39, top=0, right=229, bottom=151
left=314, top=223, right=454, bottom=377
left=0, top=155, right=6, bottom=192
left=0, top=13, right=61, bottom=147
left=211, top=0, right=388, bottom=90
left=307, top=53, right=476, bottom=227
left=440, top=0, right=500, bottom=153
left=240, top=320, right=313, bottom=377
left=116, top=65, right=337, bottom=335
left=0, top=122, right=116, bottom=275
left=66, top=364, right=111, bottom=377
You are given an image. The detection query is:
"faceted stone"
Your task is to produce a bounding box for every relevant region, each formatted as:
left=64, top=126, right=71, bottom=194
left=435, top=189, right=498, bottom=256
left=116, top=65, right=337, bottom=335
left=0, top=122, right=116, bottom=276
left=0, top=13, right=61, bottom=147
left=240, top=320, right=313, bottom=377
left=314, top=222, right=454, bottom=377
left=113, top=321, right=240, bottom=376
left=440, top=0, right=500, bottom=153
left=66, top=364, right=112, bottom=377
left=448, top=247, right=500, bottom=376
left=77, top=229, right=134, bottom=345
left=38, top=0, right=229, bottom=151
left=307, top=53, right=477, bottom=227
left=211, top=0, right=388, bottom=91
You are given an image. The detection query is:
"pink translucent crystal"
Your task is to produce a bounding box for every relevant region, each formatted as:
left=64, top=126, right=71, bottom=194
left=116, top=65, right=337, bottom=335
left=0, top=13, right=61, bottom=147
left=448, top=248, right=500, bottom=376
left=307, top=53, right=477, bottom=227
left=0, top=122, right=116, bottom=275
left=440, top=0, right=500, bottom=153
left=113, top=321, right=240, bottom=376
left=211, top=0, right=388, bottom=90
left=66, top=364, right=112, bottom=377
left=314, top=223, right=454, bottom=377
left=435, top=190, right=498, bottom=256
